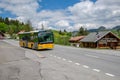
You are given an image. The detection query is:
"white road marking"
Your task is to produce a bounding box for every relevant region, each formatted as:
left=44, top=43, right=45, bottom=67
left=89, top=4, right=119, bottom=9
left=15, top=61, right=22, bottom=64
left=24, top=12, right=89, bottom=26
left=68, top=60, right=72, bottom=63
left=62, top=58, right=66, bottom=61
left=75, top=63, right=80, bottom=66
left=92, top=69, right=100, bottom=72
left=49, top=53, right=115, bottom=78
left=85, top=54, right=99, bottom=58
left=105, top=73, right=115, bottom=77
left=83, top=65, right=89, bottom=68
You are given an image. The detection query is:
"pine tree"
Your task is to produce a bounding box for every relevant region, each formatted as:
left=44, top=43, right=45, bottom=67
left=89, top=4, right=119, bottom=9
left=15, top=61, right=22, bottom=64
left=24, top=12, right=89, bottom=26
left=78, top=27, right=88, bottom=36
left=4, top=17, right=10, bottom=25
left=24, top=20, right=33, bottom=31
left=64, top=29, right=67, bottom=32
left=59, top=30, right=62, bottom=34
left=78, top=27, right=84, bottom=36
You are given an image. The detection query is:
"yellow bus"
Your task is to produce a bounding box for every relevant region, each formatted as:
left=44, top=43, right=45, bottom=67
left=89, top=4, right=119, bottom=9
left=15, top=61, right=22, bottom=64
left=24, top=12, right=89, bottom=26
left=18, top=30, right=54, bottom=50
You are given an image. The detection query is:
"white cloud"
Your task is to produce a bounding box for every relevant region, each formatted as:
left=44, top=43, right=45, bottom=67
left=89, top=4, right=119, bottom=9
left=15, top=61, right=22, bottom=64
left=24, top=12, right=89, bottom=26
left=37, top=10, right=67, bottom=22
left=1, top=0, right=37, bottom=4
left=68, top=0, right=120, bottom=29
left=68, top=0, right=94, bottom=17
left=0, top=0, right=39, bottom=21
left=16, top=16, right=26, bottom=22
left=66, top=26, right=73, bottom=32
left=55, top=20, right=69, bottom=27
left=36, top=21, right=49, bottom=30
left=0, top=0, right=120, bottom=31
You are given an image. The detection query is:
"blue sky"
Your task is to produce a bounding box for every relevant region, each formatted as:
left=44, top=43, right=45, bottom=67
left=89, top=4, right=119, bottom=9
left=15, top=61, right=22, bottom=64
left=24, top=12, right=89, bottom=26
left=40, top=0, right=81, bottom=10
left=0, top=0, right=83, bottom=18
left=0, top=0, right=120, bottom=31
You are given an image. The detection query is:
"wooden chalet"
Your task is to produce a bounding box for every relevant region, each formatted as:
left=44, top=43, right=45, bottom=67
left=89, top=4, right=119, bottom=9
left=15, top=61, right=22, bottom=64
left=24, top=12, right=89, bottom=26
left=69, top=36, right=85, bottom=47
left=80, top=31, right=120, bottom=49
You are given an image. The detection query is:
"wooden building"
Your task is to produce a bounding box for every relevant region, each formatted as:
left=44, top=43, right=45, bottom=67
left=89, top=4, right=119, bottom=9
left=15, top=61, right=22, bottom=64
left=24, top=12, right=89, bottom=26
left=69, top=36, right=85, bottom=47
left=80, top=31, right=120, bottom=49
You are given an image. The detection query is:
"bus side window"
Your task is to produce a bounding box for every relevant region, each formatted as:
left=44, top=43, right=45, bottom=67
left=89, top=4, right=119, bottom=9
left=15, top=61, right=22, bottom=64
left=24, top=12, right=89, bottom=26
left=22, top=37, right=25, bottom=40
left=22, top=36, right=29, bottom=41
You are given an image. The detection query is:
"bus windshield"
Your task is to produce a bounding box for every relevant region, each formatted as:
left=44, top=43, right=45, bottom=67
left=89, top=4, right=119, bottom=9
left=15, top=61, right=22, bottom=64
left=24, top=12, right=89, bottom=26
left=38, top=32, right=54, bottom=43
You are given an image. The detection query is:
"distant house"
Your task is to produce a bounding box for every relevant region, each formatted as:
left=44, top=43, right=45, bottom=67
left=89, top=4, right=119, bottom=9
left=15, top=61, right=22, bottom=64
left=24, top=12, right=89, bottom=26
left=69, top=36, right=85, bottom=47
left=80, top=31, right=120, bottom=49
left=0, top=32, right=4, bottom=39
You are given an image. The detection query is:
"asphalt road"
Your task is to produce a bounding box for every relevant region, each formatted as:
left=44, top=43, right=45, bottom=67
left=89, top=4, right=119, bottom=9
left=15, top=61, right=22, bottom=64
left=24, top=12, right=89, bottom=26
left=0, top=40, right=43, bottom=80
left=1, top=39, right=120, bottom=80
left=47, top=45, right=120, bottom=76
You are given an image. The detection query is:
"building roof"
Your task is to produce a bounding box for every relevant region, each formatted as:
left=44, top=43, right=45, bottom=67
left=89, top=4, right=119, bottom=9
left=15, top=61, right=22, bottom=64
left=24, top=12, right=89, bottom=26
left=80, top=31, right=120, bottom=42
left=69, top=36, right=85, bottom=42
left=18, top=30, right=51, bottom=34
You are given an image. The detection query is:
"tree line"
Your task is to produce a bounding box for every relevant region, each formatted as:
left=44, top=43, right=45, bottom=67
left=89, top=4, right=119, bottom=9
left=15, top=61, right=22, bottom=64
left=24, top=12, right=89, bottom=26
left=53, top=27, right=89, bottom=46
left=0, top=17, right=33, bottom=36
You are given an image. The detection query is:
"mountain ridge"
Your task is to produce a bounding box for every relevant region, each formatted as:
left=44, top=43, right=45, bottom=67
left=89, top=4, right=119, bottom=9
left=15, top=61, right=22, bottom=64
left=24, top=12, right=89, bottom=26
left=88, top=25, right=120, bottom=32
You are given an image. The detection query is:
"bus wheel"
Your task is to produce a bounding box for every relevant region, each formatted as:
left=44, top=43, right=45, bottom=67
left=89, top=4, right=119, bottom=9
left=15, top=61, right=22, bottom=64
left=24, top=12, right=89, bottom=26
left=32, top=44, right=37, bottom=50
left=31, top=44, right=33, bottom=49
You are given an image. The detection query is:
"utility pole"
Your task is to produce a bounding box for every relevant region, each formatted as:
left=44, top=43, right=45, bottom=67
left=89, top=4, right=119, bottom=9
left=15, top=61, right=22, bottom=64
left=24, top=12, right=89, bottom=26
left=41, top=24, right=44, bottom=30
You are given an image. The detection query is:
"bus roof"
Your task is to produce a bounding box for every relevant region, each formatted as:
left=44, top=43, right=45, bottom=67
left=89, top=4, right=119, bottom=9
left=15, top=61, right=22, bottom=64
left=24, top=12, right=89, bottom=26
left=18, top=30, right=52, bottom=34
